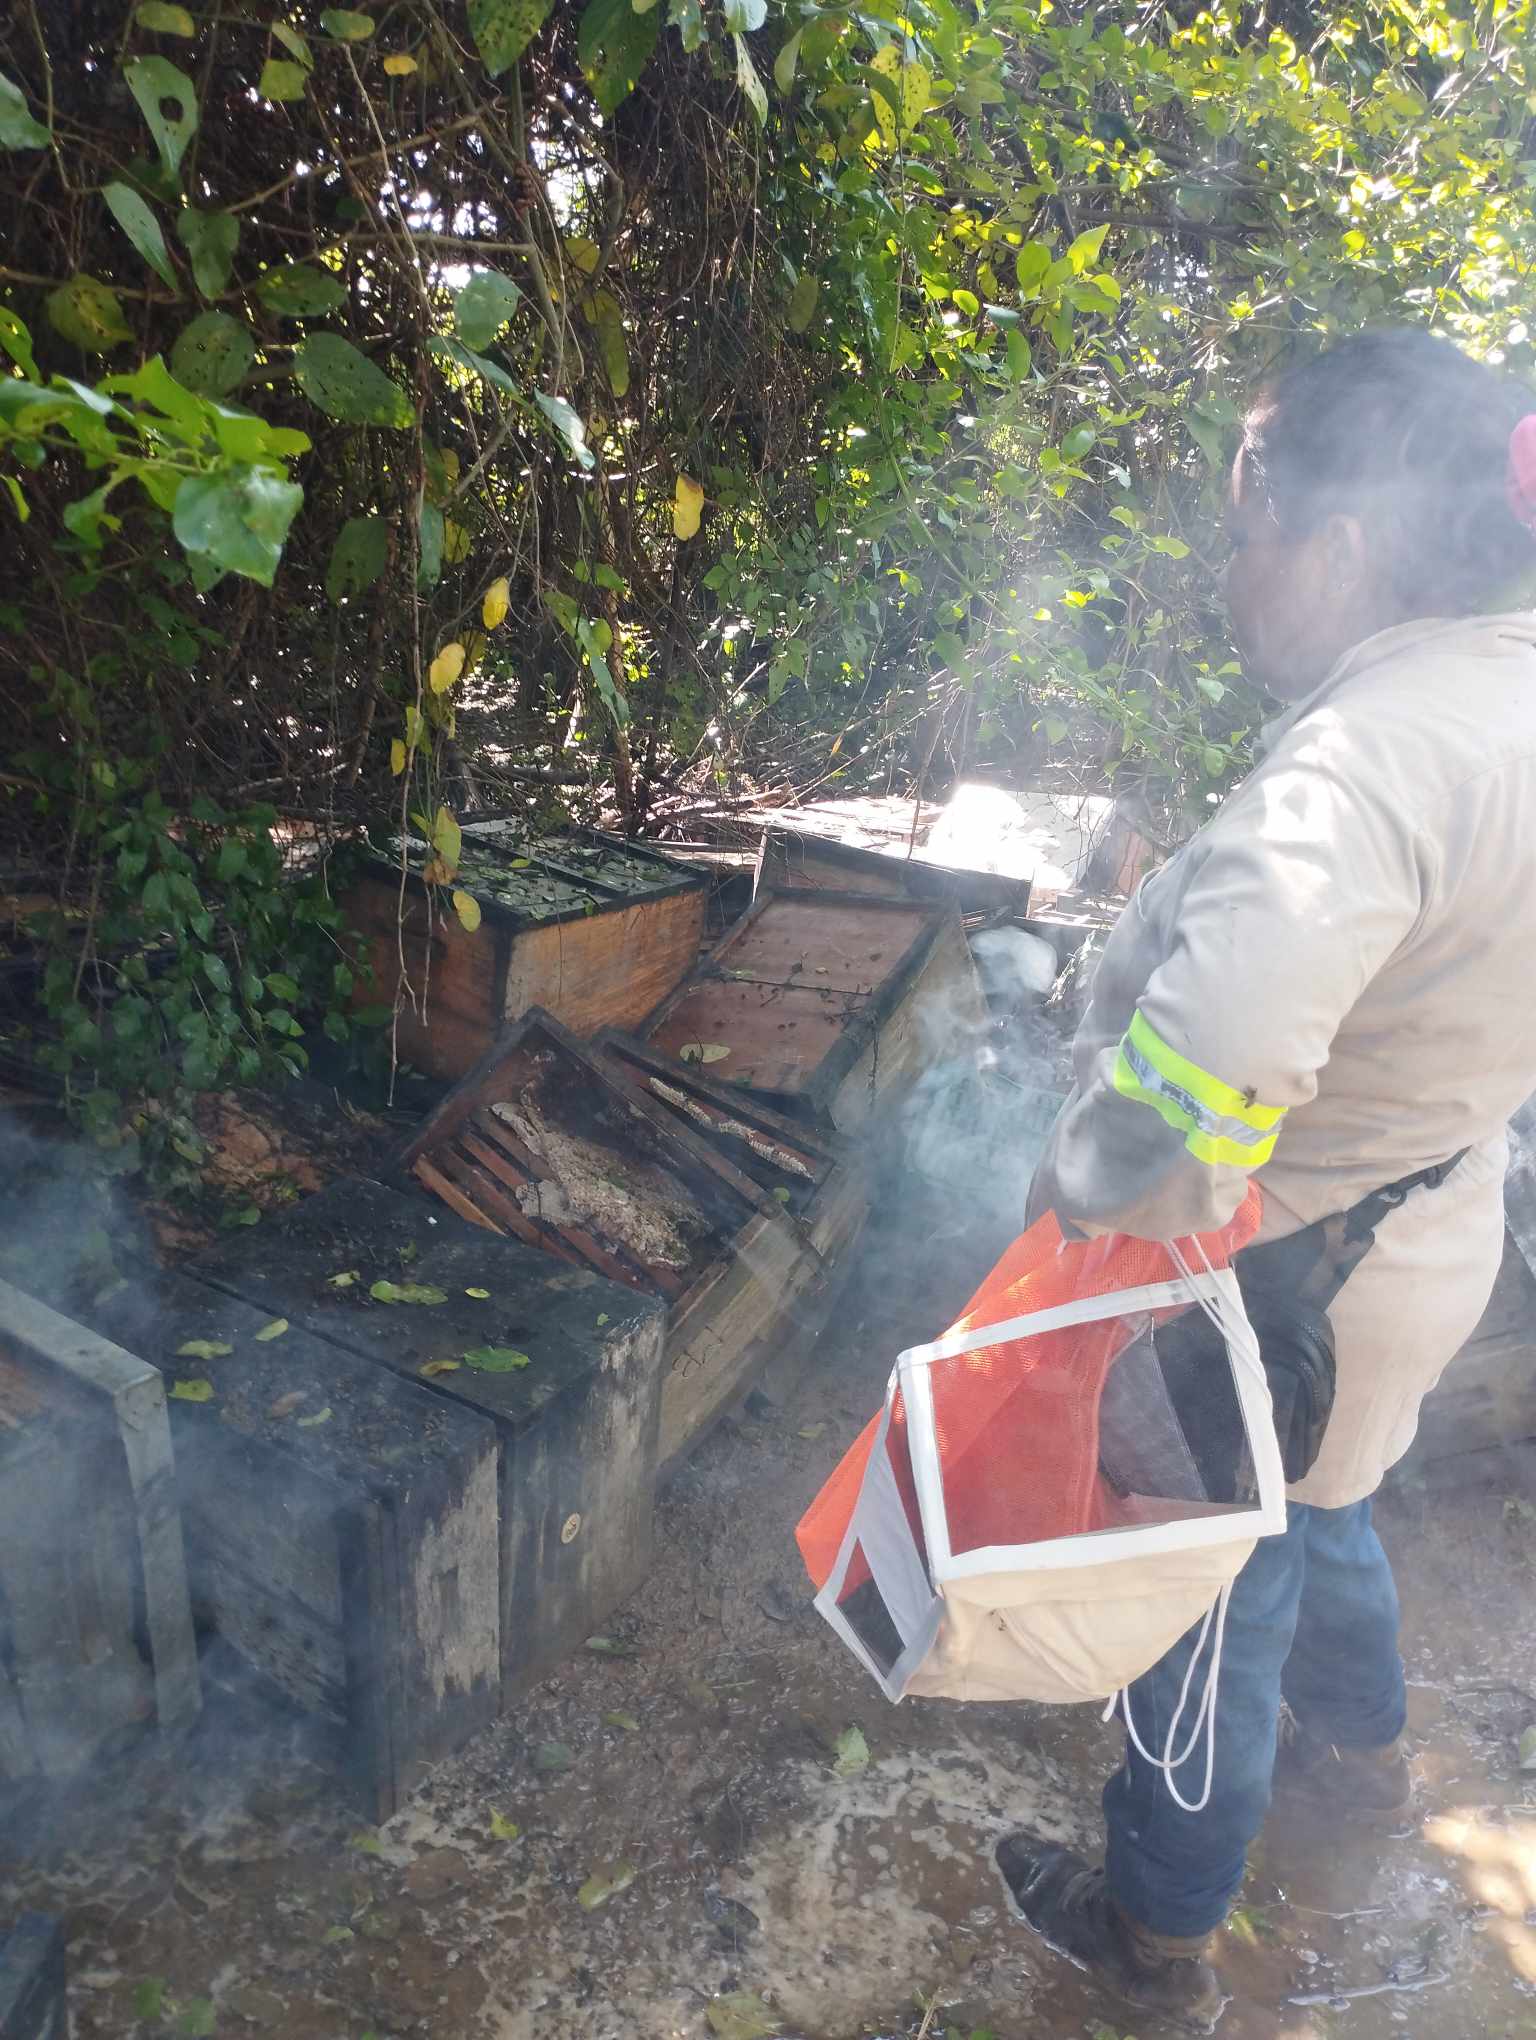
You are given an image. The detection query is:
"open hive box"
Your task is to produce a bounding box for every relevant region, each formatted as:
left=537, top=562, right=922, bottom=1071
left=642, top=888, right=986, bottom=1133
left=345, top=824, right=706, bottom=1081
left=400, top=1011, right=863, bottom=1463
left=193, top=1178, right=667, bottom=1703
left=755, top=823, right=1033, bottom=917
left=0, top=1281, right=197, bottom=1793
left=85, top=1268, right=502, bottom=1820
left=591, top=1031, right=868, bottom=1461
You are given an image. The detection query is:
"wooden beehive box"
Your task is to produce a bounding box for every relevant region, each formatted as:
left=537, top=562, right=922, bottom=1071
left=85, top=1272, right=501, bottom=1820
left=642, top=888, right=986, bottom=1134
left=0, top=1281, right=197, bottom=1789
left=345, top=825, right=706, bottom=1081
left=194, top=1179, right=667, bottom=1698
left=755, top=824, right=1032, bottom=917
left=591, top=1031, right=870, bottom=1462
left=0, top=1916, right=66, bottom=2040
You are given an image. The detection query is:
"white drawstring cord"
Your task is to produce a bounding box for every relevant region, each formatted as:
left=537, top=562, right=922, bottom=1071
left=1099, top=1233, right=1248, bottom=1815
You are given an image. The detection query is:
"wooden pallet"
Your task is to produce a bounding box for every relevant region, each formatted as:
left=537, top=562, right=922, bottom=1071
left=0, top=1916, right=66, bottom=2040
left=87, top=1272, right=501, bottom=1820
left=345, top=826, right=706, bottom=1081
left=754, top=824, right=1032, bottom=916
left=194, top=1179, right=667, bottom=1699
left=0, top=1281, right=197, bottom=1785
left=642, top=888, right=986, bottom=1133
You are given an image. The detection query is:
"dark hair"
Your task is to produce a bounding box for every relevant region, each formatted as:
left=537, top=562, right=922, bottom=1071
left=1241, top=328, right=1536, bottom=616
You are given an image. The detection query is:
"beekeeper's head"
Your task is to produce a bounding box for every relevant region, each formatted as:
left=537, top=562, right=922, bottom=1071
left=1224, top=328, right=1536, bottom=700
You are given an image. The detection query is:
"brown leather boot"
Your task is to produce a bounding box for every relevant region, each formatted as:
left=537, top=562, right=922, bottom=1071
left=1272, top=1725, right=1413, bottom=1817
left=995, top=1833, right=1227, bottom=2034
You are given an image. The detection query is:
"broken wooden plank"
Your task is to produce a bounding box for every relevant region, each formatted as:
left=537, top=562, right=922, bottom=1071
left=755, top=824, right=1032, bottom=916
left=193, top=1179, right=667, bottom=1699
left=344, top=828, right=706, bottom=1081
left=84, top=1273, right=501, bottom=1822
left=0, top=1915, right=66, bottom=2040
left=0, top=1279, right=198, bottom=1771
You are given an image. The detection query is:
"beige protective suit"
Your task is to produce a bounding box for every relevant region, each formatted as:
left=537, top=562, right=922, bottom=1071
left=1030, top=613, right=1536, bottom=1506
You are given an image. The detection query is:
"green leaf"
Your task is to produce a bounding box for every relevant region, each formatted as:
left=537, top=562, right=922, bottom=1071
left=176, top=1338, right=232, bottom=1359
left=133, top=1981, right=168, bottom=2022
left=1005, top=328, right=1032, bottom=380
left=1067, top=224, right=1110, bottom=274
left=176, top=1996, right=217, bottom=2036
left=0, top=307, right=37, bottom=376
left=723, top=0, right=766, bottom=25
left=369, top=1280, right=449, bottom=1305
left=532, top=1740, right=573, bottom=1774
left=1150, top=533, right=1192, bottom=559
left=176, top=208, right=239, bottom=298
left=577, top=0, right=661, bottom=114
left=456, top=269, right=521, bottom=350
left=832, top=1724, right=869, bottom=1776
left=705, top=1994, right=783, bottom=2040
left=170, top=310, right=254, bottom=395
left=264, top=971, right=300, bottom=1000
left=733, top=32, right=767, bottom=124
left=951, top=286, right=980, bottom=317
left=773, top=27, right=802, bottom=93
left=1061, top=425, right=1096, bottom=459
left=271, top=22, right=313, bottom=66
left=326, top=514, right=388, bottom=601
left=787, top=270, right=818, bottom=334
left=103, top=181, right=178, bottom=290
left=258, top=262, right=346, bottom=318
left=259, top=57, right=308, bottom=100
left=577, top=1861, right=638, bottom=1909
left=0, top=68, right=50, bottom=148
left=586, top=289, right=628, bottom=396
left=1014, top=240, right=1053, bottom=296
left=417, top=501, right=445, bottom=588
left=170, top=1377, right=215, bottom=1402
left=467, top=0, right=553, bottom=75
left=1202, top=744, right=1228, bottom=777
left=534, top=391, right=594, bottom=470
left=255, top=1316, right=289, bottom=1341
left=321, top=8, right=375, bottom=37
left=62, top=481, right=121, bottom=547
left=136, top=2, right=198, bottom=32
left=427, top=332, right=520, bottom=396
left=294, top=333, right=412, bottom=427
left=125, top=56, right=198, bottom=178
left=489, top=1811, right=521, bottom=1840
left=669, top=0, right=705, bottom=50
left=462, top=1344, right=532, bottom=1371
left=46, top=275, right=132, bottom=352
left=174, top=469, right=303, bottom=586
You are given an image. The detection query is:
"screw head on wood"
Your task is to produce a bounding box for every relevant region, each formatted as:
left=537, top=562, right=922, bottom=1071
left=561, top=1513, right=582, bottom=1545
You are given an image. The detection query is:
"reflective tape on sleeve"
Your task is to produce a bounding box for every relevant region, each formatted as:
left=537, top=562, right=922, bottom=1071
left=1111, top=1009, right=1285, bottom=1170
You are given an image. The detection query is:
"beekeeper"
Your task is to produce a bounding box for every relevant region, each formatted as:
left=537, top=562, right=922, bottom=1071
left=999, top=329, right=1536, bottom=2032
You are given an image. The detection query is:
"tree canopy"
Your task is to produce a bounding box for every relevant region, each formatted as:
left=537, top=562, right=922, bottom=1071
left=1, top=0, right=1532, bottom=1134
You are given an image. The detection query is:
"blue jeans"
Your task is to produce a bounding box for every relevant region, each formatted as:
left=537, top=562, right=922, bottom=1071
left=1103, top=1500, right=1407, bottom=1939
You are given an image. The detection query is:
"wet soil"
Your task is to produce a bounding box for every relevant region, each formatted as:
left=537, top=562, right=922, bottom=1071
left=5, top=1176, right=1536, bottom=2040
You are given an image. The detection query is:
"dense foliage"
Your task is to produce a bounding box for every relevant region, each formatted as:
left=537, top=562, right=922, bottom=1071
left=1, top=0, right=1533, bottom=1133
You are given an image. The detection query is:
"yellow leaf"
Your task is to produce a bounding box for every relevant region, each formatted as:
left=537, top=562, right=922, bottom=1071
left=452, top=888, right=482, bottom=933
left=443, top=519, right=472, bottom=564
left=673, top=474, right=705, bottom=541
left=460, top=630, right=487, bottom=677
left=679, top=1041, right=730, bottom=1064
left=869, top=44, right=901, bottom=148
left=390, top=737, right=407, bottom=776
left=432, top=805, right=462, bottom=867
left=171, top=1378, right=215, bottom=1402
left=901, top=59, right=931, bottom=131
left=482, top=576, right=510, bottom=629
left=420, top=1357, right=461, bottom=1376
left=429, top=641, right=466, bottom=693
left=383, top=50, right=417, bottom=73
left=255, top=1317, right=289, bottom=1342
left=566, top=235, right=600, bottom=274
left=422, top=856, right=452, bottom=886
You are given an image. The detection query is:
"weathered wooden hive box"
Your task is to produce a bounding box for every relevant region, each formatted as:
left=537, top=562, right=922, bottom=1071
left=642, top=888, right=986, bottom=1133
left=0, top=1281, right=197, bottom=1790
left=755, top=824, right=1033, bottom=917
left=345, top=825, right=706, bottom=1081
left=592, top=1031, right=868, bottom=1462
left=194, top=1178, right=666, bottom=1699
left=0, top=1915, right=66, bottom=2040
left=85, top=1271, right=501, bottom=1820
left=398, top=1011, right=863, bottom=1465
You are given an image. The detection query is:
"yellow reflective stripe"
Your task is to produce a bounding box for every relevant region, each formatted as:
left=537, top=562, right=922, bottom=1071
left=1125, top=1011, right=1285, bottom=1134
left=1111, top=1013, right=1285, bottom=1171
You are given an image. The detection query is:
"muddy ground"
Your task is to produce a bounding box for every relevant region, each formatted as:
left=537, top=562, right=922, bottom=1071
left=5, top=1144, right=1536, bottom=2040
